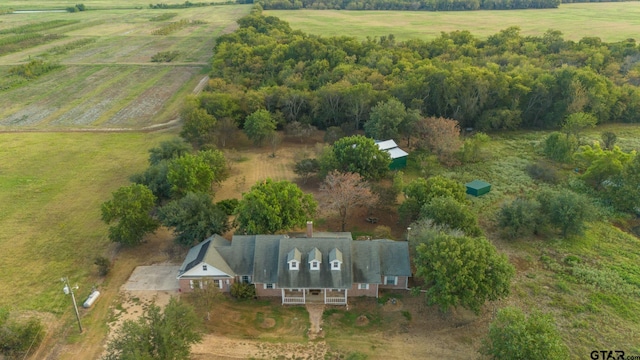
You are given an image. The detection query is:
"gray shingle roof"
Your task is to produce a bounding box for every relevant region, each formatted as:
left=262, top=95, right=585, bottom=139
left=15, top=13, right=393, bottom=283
left=180, top=233, right=411, bottom=287
left=277, top=237, right=353, bottom=289
left=376, top=239, right=411, bottom=276
left=351, top=240, right=382, bottom=284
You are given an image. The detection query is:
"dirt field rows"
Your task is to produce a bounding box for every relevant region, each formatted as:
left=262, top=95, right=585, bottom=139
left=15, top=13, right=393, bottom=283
left=0, top=5, right=250, bottom=130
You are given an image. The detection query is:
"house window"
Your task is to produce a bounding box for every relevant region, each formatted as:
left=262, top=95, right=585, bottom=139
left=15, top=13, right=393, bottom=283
left=202, top=264, right=207, bottom=271
left=189, top=280, right=201, bottom=289
left=290, top=261, right=298, bottom=270
left=311, top=261, right=319, bottom=270
left=385, top=276, right=398, bottom=286
left=358, top=283, right=369, bottom=290
left=218, top=280, right=223, bottom=288
left=242, top=275, right=250, bottom=284
left=264, top=283, right=274, bottom=289
left=332, top=262, right=340, bottom=270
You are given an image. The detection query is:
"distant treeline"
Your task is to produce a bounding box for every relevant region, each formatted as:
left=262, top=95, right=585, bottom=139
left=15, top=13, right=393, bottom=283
left=257, top=0, right=631, bottom=10
left=195, top=14, right=640, bottom=133
left=149, top=1, right=236, bottom=8
left=256, top=0, right=561, bottom=10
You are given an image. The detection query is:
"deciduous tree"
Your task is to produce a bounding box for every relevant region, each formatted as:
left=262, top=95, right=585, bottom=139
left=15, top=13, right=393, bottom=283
left=498, top=198, right=541, bottom=239
left=244, top=109, right=276, bottom=146
left=364, top=97, right=406, bottom=140
left=235, top=179, right=317, bottom=234
left=101, top=184, right=159, bottom=246
left=537, top=189, right=594, bottom=238
left=480, top=307, right=569, bottom=360
left=167, top=153, right=215, bottom=198
left=294, top=158, right=320, bottom=184
left=415, top=233, right=514, bottom=314
left=322, top=135, right=390, bottom=180
left=415, top=117, right=463, bottom=164
left=320, top=171, right=379, bottom=231
left=158, top=192, right=230, bottom=246
left=420, top=197, right=482, bottom=236
left=562, top=112, right=597, bottom=143
left=148, top=138, right=193, bottom=166
left=103, top=298, right=202, bottom=360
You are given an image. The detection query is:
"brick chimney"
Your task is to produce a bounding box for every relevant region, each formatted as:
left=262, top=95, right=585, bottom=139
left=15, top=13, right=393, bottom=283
left=306, top=221, right=313, bottom=238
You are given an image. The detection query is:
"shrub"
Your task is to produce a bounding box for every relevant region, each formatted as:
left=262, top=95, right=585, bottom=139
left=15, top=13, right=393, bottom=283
left=151, top=50, right=180, bottom=62
left=543, top=132, right=576, bottom=163
left=480, top=307, right=569, bottom=360
left=230, top=282, right=256, bottom=300
left=0, top=311, right=44, bottom=359
left=526, top=161, right=560, bottom=184
left=498, top=198, right=541, bottom=239
left=372, top=225, right=392, bottom=239
left=94, top=256, right=111, bottom=276
left=216, top=198, right=239, bottom=216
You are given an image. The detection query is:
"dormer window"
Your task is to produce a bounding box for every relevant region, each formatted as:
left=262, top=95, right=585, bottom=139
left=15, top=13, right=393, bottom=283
left=287, top=248, right=301, bottom=271
left=308, top=248, right=322, bottom=271
left=202, top=264, right=207, bottom=271
left=329, top=248, right=343, bottom=271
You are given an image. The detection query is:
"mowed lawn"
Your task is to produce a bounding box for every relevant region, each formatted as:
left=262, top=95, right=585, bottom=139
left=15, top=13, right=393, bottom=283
left=0, top=132, right=174, bottom=313
left=268, top=2, right=640, bottom=41
left=0, top=5, right=250, bottom=129
left=0, top=0, right=233, bottom=11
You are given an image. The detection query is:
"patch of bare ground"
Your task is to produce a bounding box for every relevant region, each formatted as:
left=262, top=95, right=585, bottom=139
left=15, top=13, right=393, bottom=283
left=192, top=336, right=330, bottom=360
left=32, top=227, right=181, bottom=360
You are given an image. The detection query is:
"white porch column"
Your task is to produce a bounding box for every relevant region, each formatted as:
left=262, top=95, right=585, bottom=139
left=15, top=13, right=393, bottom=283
left=344, top=289, right=348, bottom=304
left=323, top=289, right=327, bottom=304
left=281, top=288, right=285, bottom=305
left=303, top=289, right=306, bottom=303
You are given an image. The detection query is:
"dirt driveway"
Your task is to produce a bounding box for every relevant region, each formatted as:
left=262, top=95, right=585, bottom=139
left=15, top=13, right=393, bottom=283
left=123, top=265, right=180, bottom=291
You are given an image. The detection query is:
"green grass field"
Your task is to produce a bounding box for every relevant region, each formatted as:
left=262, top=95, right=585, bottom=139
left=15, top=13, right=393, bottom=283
left=268, top=2, right=640, bottom=41
left=0, top=5, right=250, bottom=129
left=0, top=132, right=174, bottom=313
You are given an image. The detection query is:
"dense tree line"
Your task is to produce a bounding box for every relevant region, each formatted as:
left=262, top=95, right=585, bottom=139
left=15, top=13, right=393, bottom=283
left=184, top=14, right=640, bottom=149
left=257, top=0, right=560, bottom=11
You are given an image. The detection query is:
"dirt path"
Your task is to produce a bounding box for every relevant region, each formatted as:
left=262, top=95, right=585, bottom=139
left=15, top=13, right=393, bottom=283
left=192, top=335, right=330, bottom=360
left=306, top=304, right=325, bottom=340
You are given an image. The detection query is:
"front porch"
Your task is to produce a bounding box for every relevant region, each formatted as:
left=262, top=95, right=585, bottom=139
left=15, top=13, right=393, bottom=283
left=281, top=288, right=347, bottom=305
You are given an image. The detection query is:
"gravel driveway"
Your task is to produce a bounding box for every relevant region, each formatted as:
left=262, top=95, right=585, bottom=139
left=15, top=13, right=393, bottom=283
left=123, top=265, right=180, bottom=291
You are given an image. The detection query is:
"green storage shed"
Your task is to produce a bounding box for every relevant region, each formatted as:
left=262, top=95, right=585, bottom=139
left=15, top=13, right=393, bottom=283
left=375, top=140, right=408, bottom=170
left=465, top=180, right=491, bottom=197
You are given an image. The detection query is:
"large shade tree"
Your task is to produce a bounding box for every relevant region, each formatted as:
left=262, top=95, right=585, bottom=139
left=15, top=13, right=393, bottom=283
left=321, top=135, right=391, bottom=181
left=235, top=179, right=317, bottom=234
left=415, top=233, right=514, bottom=314
left=101, top=184, right=159, bottom=246
left=158, top=192, right=230, bottom=246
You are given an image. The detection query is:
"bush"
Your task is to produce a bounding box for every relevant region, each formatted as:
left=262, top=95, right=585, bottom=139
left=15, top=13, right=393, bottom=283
left=372, top=225, right=392, bottom=239
left=543, top=132, right=576, bottom=163
left=216, top=198, right=239, bottom=216
left=526, top=161, right=560, bottom=184
left=480, top=307, right=568, bottom=360
left=94, top=256, right=111, bottom=276
left=230, top=282, right=256, bottom=300
left=0, top=311, right=44, bottom=359
left=498, top=198, right=541, bottom=239
left=151, top=50, right=180, bottom=62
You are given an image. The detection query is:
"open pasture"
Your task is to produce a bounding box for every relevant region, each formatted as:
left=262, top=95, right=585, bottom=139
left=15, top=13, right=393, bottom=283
left=268, top=2, right=640, bottom=42
left=0, top=5, right=250, bottom=129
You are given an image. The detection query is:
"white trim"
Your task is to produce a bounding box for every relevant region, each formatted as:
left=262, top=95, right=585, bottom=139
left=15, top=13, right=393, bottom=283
left=331, top=261, right=341, bottom=270
left=358, top=283, right=369, bottom=290
left=311, top=261, right=319, bottom=270
left=289, top=261, right=299, bottom=270
left=384, top=276, right=398, bottom=286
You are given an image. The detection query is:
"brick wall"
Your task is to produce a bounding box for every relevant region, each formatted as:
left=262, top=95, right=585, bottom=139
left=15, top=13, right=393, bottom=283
left=255, top=284, right=281, bottom=297
left=348, top=283, right=378, bottom=297
left=379, top=276, right=408, bottom=290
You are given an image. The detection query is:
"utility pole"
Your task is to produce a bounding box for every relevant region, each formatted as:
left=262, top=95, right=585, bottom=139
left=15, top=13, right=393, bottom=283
left=61, top=277, right=83, bottom=333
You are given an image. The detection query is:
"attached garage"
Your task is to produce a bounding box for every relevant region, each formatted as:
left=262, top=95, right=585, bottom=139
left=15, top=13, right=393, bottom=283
left=465, top=180, right=491, bottom=197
